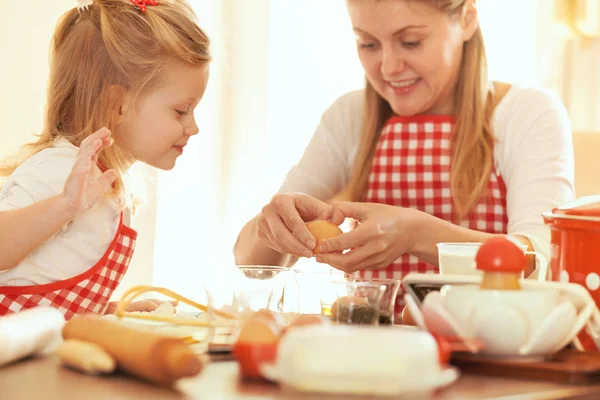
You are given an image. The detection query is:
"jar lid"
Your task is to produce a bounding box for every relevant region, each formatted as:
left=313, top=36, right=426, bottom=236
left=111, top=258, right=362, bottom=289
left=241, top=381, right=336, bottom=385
left=552, top=196, right=600, bottom=218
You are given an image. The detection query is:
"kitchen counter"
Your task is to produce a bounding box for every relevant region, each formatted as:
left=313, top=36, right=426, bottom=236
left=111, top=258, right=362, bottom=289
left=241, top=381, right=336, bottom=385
left=2, top=355, right=600, bottom=399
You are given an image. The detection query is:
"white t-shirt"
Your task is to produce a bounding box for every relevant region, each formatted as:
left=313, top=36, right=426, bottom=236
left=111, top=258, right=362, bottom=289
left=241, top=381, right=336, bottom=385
left=0, top=139, right=123, bottom=286
left=279, top=85, right=576, bottom=261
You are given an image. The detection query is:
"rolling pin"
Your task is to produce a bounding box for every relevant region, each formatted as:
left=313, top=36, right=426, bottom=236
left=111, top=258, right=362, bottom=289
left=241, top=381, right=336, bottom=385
left=62, top=315, right=203, bottom=385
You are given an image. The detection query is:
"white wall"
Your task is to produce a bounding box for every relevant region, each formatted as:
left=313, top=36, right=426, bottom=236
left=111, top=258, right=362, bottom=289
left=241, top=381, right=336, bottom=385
left=535, top=0, right=600, bottom=132
left=0, top=1, right=67, bottom=157
left=479, top=0, right=538, bottom=85
left=215, top=0, right=365, bottom=273
left=0, top=1, right=155, bottom=298
left=151, top=0, right=227, bottom=299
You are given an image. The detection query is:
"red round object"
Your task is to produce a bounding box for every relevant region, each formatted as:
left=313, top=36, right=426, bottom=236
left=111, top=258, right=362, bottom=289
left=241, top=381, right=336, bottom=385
left=475, top=236, right=525, bottom=273
left=232, top=342, right=278, bottom=380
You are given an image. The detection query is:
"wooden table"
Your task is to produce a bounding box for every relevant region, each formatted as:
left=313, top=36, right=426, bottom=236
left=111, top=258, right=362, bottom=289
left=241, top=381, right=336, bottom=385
left=2, top=356, right=600, bottom=400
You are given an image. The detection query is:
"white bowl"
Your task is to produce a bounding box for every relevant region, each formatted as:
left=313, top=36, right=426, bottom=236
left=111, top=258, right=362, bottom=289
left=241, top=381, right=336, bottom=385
left=442, top=285, right=560, bottom=336
left=422, top=282, right=585, bottom=358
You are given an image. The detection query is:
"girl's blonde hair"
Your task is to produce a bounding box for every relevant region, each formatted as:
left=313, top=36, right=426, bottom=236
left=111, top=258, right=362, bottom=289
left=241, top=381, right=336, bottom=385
left=0, top=0, right=210, bottom=205
left=345, top=0, right=495, bottom=220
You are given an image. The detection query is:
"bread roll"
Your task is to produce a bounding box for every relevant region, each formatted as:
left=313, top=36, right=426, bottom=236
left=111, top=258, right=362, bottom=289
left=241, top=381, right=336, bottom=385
left=56, top=339, right=116, bottom=375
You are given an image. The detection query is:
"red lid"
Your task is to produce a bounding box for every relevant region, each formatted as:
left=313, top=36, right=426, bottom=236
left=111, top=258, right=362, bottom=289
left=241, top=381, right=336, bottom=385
left=475, top=236, right=525, bottom=273
left=552, top=196, right=600, bottom=218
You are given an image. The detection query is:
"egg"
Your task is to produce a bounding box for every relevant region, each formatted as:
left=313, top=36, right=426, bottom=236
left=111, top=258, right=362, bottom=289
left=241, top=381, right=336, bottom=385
left=236, top=319, right=280, bottom=345
left=480, top=272, right=521, bottom=291
left=305, top=220, right=343, bottom=254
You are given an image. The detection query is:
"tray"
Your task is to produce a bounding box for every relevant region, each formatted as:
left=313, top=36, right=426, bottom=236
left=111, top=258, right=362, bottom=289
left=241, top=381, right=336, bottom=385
left=452, top=349, right=600, bottom=384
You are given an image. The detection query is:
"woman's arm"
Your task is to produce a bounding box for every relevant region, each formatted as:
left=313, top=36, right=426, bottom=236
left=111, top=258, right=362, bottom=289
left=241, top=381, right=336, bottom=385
left=494, top=87, right=575, bottom=263
left=234, top=214, right=297, bottom=267
left=316, top=202, right=536, bottom=275
left=408, top=214, right=534, bottom=273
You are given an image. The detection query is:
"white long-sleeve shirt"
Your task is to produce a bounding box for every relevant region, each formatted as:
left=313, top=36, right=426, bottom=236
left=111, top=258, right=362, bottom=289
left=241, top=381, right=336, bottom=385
left=0, top=139, right=124, bottom=286
left=279, top=85, right=576, bottom=260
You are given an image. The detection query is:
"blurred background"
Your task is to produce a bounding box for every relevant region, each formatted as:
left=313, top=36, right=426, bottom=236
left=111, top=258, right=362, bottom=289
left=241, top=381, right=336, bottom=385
left=0, top=0, right=598, bottom=301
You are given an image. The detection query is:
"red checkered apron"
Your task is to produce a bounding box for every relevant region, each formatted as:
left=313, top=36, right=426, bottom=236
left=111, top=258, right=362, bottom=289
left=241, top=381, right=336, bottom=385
left=358, top=115, right=508, bottom=318
left=0, top=213, right=137, bottom=320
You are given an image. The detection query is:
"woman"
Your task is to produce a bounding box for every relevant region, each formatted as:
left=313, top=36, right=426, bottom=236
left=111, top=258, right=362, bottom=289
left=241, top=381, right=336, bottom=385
left=234, top=0, right=574, bottom=304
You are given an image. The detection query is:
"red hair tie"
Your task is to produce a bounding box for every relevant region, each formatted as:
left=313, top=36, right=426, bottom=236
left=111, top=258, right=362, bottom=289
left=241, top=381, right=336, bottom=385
left=130, top=0, right=158, bottom=14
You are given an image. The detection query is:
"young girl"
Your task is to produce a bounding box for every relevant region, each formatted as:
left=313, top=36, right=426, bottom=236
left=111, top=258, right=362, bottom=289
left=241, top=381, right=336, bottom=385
left=234, top=0, right=575, bottom=317
left=0, top=0, right=210, bottom=319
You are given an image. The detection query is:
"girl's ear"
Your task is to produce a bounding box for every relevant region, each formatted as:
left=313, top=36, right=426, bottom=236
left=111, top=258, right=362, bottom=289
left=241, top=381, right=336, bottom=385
left=461, top=0, right=479, bottom=42
left=107, top=85, right=130, bottom=125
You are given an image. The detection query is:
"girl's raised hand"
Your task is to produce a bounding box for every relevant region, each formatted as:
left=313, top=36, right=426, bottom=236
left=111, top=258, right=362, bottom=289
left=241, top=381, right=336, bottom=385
left=61, top=128, right=118, bottom=216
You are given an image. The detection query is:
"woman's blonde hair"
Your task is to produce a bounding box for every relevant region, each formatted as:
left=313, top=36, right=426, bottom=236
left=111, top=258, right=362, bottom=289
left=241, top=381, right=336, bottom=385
left=345, top=0, right=495, bottom=220
left=0, top=0, right=210, bottom=205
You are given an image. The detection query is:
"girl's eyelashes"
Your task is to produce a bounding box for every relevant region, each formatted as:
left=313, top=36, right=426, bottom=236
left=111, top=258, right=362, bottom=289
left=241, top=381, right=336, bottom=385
left=175, top=105, right=191, bottom=116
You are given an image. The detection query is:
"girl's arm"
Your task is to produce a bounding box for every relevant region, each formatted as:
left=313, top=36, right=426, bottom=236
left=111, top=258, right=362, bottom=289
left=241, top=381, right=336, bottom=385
left=0, top=128, right=117, bottom=271
left=0, top=196, right=77, bottom=270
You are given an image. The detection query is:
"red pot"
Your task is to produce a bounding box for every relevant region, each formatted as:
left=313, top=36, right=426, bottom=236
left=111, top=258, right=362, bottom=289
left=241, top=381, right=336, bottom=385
left=542, top=196, right=600, bottom=350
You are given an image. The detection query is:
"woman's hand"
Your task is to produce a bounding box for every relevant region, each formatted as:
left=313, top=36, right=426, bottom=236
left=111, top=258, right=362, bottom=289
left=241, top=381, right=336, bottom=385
left=316, top=201, right=425, bottom=273
left=60, top=128, right=118, bottom=216
left=104, top=299, right=179, bottom=314
left=256, top=193, right=345, bottom=258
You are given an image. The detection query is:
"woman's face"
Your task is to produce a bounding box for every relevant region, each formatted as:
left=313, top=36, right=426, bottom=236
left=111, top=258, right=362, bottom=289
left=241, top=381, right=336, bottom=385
left=347, top=0, right=478, bottom=116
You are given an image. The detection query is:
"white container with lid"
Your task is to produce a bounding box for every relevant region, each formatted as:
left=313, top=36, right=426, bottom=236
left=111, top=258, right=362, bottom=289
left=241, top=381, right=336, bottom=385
left=261, top=324, right=458, bottom=396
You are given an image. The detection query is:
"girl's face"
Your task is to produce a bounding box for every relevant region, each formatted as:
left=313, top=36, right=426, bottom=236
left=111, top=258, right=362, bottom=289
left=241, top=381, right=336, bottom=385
left=117, top=61, right=209, bottom=170
left=347, top=0, right=477, bottom=116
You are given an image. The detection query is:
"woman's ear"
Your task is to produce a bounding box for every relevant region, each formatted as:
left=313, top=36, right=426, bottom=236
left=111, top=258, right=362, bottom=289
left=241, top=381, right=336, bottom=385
left=107, top=85, right=130, bottom=126
left=461, top=0, right=479, bottom=41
